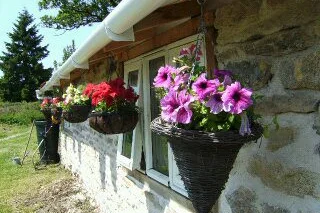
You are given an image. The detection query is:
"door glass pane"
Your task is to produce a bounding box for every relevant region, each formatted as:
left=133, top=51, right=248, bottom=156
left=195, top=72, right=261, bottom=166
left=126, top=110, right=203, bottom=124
left=121, top=70, right=139, bottom=158
left=149, top=56, right=169, bottom=176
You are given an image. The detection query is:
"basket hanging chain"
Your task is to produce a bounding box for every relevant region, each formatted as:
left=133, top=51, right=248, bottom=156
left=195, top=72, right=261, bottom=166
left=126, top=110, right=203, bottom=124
left=187, top=0, right=207, bottom=89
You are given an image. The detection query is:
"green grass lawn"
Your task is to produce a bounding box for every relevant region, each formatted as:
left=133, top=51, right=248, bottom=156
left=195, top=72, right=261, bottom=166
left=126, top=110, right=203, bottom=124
left=0, top=124, right=30, bottom=139
left=0, top=123, right=72, bottom=213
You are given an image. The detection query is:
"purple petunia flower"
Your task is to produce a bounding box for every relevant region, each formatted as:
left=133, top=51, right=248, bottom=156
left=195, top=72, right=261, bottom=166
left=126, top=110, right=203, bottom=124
left=223, top=75, right=232, bottom=86
left=239, top=112, right=251, bottom=136
left=221, top=81, right=253, bottom=114
left=173, top=73, right=189, bottom=91
left=214, top=68, right=232, bottom=78
left=160, top=90, right=194, bottom=124
left=214, top=68, right=233, bottom=86
left=160, top=90, right=179, bottom=123
left=153, top=65, right=176, bottom=89
left=206, top=92, right=224, bottom=114
left=192, top=73, right=220, bottom=101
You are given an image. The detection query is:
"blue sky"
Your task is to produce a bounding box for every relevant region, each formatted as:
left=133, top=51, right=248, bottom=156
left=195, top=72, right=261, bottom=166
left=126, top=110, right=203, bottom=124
left=0, top=0, right=98, bottom=77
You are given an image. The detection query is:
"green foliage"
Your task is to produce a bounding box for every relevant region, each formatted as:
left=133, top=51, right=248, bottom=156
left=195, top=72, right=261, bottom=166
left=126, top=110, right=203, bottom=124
left=0, top=10, right=52, bottom=102
left=38, top=0, right=121, bottom=30
left=62, top=40, right=76, bottom=63
left=0, top=102, right=44, bottom=125
left=53, top=40, right=77, bottom=69
left=183, top=101, right=241, bottom=132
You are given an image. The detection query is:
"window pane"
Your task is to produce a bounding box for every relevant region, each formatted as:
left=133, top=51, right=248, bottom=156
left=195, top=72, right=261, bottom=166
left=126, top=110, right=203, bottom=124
left=121, top=70, right=138, bottom=159
left=149, top=56, right=169, bottom=176
left=128, top=70, right=138, bottom=87
left=122, top=131, right=133, bottom=158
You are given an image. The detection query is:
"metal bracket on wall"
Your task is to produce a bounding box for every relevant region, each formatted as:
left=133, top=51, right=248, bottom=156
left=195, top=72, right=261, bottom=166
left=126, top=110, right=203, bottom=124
left=71, top=57, right=89, bottom=70
left=104, top=25, right=135, bottom=42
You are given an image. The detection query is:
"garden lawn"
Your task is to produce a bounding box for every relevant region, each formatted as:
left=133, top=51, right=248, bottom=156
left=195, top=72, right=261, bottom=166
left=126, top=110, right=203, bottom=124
left=0, top=123, right=77, bottom=213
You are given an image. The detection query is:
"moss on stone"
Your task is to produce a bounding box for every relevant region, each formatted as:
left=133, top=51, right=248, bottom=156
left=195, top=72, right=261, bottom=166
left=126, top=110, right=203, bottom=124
left=266, top=127, right=295, bottom=152
left=249, top=157, right=319, bottom=198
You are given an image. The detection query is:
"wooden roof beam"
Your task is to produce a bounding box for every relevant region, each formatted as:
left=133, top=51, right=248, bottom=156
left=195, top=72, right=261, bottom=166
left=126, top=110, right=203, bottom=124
left=134, top=0, right=201, bottom=32
left=118, top=11, right=215, bottom=61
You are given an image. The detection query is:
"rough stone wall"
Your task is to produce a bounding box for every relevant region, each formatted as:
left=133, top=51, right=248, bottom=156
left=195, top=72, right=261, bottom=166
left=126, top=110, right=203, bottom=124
left=215, top=0, right=320, bottom=212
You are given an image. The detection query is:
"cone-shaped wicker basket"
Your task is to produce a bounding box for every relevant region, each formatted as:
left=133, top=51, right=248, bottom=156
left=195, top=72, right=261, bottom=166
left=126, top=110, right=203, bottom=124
left=63, top=105, right=91, bottom=123
left=89, top=111, right=138, bottom=134
left=151, top=117, right=263, bottom=213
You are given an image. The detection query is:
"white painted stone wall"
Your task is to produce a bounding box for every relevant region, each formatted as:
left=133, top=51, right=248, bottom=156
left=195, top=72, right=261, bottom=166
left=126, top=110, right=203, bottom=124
left=60, top=121, right=195, bottom=213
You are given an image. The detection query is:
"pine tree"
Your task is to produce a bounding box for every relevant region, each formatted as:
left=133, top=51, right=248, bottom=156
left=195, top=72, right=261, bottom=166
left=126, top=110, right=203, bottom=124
left=0, top=10, right=52, bottom=102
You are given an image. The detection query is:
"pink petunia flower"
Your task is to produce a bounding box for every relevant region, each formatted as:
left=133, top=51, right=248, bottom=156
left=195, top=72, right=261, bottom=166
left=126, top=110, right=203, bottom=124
left=153, top=65, right=176, bottom=89
left=192, top=73, right=220, bottom=101
left=221, top=81, right=253, bottom=114
left=206, top=92, right=224, bottom=114
left=173, top=73, right=189, bottom=91
left=160, top=90, right=194, bottom=124
left=179, top=44, right=202, bottom=61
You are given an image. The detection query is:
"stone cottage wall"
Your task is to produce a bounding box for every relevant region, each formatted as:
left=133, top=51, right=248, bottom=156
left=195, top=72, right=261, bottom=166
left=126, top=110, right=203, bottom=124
left=215, top=0, right=320, bottom=212
left=59, top=61, right=195, bottom=213
left=59, top=0, right=320, bottom=212
left=60, top=121, right=195, bottom=213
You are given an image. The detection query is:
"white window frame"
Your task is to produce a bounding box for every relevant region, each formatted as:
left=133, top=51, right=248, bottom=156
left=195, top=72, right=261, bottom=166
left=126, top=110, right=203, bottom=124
left=117, top=35, right=206, bottom=197
left=142, top=50, right=170, bottom=186
left=117, top=59, right=143, bottom=170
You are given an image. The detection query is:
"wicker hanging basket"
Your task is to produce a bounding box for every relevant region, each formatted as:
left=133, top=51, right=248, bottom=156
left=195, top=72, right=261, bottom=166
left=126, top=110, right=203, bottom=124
left=40, top=108, right=52, bottom=121
left=51, top=107, right=62, bottom=121
left=89, top=110, right=138, bottom=134
left=151, top=117, right=263, bottom=213
left=63, top=105, right=91, bottom=123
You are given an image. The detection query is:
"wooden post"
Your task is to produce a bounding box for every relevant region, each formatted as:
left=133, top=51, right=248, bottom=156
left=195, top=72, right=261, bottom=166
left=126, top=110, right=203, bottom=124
left=205, top=27, right=218, bottom=79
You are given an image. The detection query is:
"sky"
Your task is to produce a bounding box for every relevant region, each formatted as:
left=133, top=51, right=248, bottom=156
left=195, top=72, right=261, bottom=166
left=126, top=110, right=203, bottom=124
left=0, top=0, right=98, bottom=77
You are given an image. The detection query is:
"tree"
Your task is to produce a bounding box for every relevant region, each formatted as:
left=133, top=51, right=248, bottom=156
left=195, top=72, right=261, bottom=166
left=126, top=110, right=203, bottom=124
left=0, top=10, right=52, bottom=102
left=53, top=40, right=76, bottom=69
left=38, top=0, right=121, bottom=30
left=62, top=40, right=76, bottom=63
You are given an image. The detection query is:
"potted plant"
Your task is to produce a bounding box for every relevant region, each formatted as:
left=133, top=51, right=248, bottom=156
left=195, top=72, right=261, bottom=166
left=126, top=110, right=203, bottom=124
left=40, top=97, right=63, bottom=124
left=150, top=44, right=263, bottom=213
left=51, top=97, right=63, bottom=124
left=83, top=78, right=139, bottom=134
left=40, top=97, right=52, bottom=121
left=61, top=84, right=91, bottom=123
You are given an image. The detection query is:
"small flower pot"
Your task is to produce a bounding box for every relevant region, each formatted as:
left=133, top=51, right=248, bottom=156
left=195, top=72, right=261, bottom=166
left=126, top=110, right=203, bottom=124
left=150, top=117, right=263, bottom=213
left=89, top=111, right=138, bottom=134
left=63, top=105, right=91, bottom=123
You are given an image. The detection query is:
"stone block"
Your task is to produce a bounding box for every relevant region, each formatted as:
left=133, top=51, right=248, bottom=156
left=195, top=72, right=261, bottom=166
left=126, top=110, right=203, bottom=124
left=215, top=0, right=320, bottom=45
left=266, top=127, right=295, bottom=152
left=226, top=186, right=258, bottom=213
left=224, top=59, right=272, bottom=90
left=262, top=203, right=290, bottom=213
left=313, top=104, right=320, bottom=135
left=255, top=90, right=320, bottom=115
left=249, top=157, right=320, bottom=198
left=279, top=48, right=320, bottom=90
left=216, top=21, right=320, bottom=61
